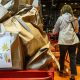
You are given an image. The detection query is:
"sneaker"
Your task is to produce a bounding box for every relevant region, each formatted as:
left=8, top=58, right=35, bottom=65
left=59, top=71, right=69, bottom=77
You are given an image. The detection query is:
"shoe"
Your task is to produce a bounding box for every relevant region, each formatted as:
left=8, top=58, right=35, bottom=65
left=70, top=77, right=75, bottom=80
left=59, top=71, right=69, bottom=77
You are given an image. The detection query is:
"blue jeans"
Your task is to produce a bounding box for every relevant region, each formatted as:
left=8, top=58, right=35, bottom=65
left=59, top=45, right=77, bottom=75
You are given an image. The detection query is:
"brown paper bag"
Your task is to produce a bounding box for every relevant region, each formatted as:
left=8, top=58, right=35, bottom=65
left=11, top=35, right=24, bottom=70
left=26, top=43, right=53, bottom=70
left=3, top=7, right=49, bottom=57
left=23, top=22, right=48, bottom=56
left=3, top=17, right=34, bottom=43
left=26, top=48, right=52, bottom=70
left=18, top=7, right=48, bottom=56
left=3, top=16, right=48, bottom=56
left=22, top=7, right=43, bottom=31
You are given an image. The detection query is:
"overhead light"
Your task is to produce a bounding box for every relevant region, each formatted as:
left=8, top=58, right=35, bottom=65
left=71, top=3, right=73, bottom=5
left=75, top=3, right=77, bottom=5
left=42, top=5, right=46, bottom=7
left=65, top=3, right=67, bottom=4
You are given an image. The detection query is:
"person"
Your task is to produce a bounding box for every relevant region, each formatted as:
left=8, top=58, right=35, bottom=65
left=52, top=4, right=79, bottom=80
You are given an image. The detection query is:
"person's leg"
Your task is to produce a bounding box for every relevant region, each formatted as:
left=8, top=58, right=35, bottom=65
left=76, top=43, right=80, bottom=64
left=59, top=45, right=67, bottom=72
left=68, top=45, right=77, bottom=80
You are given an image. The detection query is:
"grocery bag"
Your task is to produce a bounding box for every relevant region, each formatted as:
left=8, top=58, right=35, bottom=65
left=0, top=26, right=12, bottom=68
left=0, top=4, right=8, bottom=19
left=11, top=35, right=24, bottom=70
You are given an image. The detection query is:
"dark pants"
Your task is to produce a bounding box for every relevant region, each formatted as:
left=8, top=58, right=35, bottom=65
left=76, top=43, right=80, bottom=64
left=59, top=45, right=77, bottom=75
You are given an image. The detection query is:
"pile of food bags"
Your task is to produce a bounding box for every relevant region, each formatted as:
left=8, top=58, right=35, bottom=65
left=0, top=4, right=60, bottom=70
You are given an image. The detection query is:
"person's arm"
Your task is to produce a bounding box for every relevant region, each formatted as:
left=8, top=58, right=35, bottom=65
left=52, top=17, right=61, bottom=34
left=74, top=19, right=79, bottom=33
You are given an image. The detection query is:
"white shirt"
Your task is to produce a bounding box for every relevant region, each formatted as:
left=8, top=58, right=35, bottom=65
left=53, top=13, right=79, bottom=45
